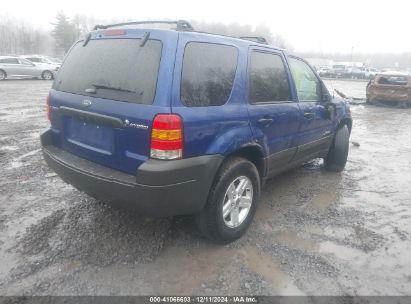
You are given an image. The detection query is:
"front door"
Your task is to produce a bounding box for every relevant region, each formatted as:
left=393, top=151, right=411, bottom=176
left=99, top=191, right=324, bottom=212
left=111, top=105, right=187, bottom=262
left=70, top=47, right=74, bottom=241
left=287, top=57, right=333, bottom=161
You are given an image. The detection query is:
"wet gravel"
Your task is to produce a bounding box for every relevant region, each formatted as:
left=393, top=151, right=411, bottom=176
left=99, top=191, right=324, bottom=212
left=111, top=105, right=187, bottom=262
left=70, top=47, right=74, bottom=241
left=0, top=79, right=410, bottom=296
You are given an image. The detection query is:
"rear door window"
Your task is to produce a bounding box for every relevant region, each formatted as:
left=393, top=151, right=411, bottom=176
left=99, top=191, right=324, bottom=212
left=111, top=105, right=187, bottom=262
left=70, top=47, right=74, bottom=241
left=53, top=39, right=162, bottom=104
left=181, top=42, right=238, bottom=107
left=27, top=58, right=41, bottom=62
left=248, top=51, right=291, bottom=103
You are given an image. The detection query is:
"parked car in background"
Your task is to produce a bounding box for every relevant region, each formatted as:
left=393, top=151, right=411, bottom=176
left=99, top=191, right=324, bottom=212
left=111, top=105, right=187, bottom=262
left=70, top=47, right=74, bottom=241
left=366, top=74, right=411, bottom=107
left=0, top=56, right=58, bottom=80
left=317, top=67, right=333, bottom=78
left=46, top=57, right=63, bottom=65
left=346, top=67, right=378, bottom=80
left=330, top=64, right=347, bottom=78
left=41, top=20, right=352, bottom=243
left=22, top=55, right=61, bottom=70
left=363, top=67, right=378, bottom=79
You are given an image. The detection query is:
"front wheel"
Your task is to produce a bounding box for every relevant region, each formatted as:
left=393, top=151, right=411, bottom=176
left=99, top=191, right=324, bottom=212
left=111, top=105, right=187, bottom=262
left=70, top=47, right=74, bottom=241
left=0, top=70, right=6, bottom=81
left=324, top=125, right=350, bottom=172
left=42, top=70, right=53, bottom=80
left=196, top=157, right=261, bottom=244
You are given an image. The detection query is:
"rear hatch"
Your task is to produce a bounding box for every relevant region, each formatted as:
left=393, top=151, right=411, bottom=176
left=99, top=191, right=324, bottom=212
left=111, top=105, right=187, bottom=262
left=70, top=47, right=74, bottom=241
left=49, top=29, right=176, bottom=174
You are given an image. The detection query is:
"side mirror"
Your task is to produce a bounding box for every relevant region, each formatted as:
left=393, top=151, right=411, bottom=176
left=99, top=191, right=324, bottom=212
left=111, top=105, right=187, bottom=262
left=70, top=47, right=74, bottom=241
left=324, top=102, right=336, bottom=120
left=322, top=93, right=332, bottom=103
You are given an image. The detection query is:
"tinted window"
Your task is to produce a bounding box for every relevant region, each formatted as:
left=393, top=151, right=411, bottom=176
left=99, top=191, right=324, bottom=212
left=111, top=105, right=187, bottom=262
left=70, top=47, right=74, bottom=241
left=53, top=39, right=162, bottom=104
left=377, top=76, right=408, bottom=86
left=289, top=57, right=321, bottom=102
left=249, top=52, right=291, bottom=103
left=27, top=58, right=40, bottom=62
left=19, top=59, right=33, bottom=65
left=0, top=58, right=19, bottom=64
left=181, top=42, right=238, bottom=107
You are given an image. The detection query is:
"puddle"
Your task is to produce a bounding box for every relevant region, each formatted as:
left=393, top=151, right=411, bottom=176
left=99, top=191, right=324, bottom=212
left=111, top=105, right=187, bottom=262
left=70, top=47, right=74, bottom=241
left=310, top=192, right=337, bottom=209
left=319, top=241, right=362, bottom=260
left=239, top=246, right=305, bottom=295
left=8, top=149, right=41, bottom=169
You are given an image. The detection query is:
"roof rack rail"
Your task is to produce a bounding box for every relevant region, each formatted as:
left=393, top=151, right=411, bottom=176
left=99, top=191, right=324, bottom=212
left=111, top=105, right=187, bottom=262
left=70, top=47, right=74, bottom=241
left=93, top=20, right=194, bottom=31
left=239, top=36, right=268, bottom=44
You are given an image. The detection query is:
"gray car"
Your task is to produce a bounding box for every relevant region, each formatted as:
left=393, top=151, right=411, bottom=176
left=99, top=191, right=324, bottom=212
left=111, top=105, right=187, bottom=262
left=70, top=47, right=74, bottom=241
left=22, top=55, right=61, bottom=70
left=0, top=56, right=58, bottom=80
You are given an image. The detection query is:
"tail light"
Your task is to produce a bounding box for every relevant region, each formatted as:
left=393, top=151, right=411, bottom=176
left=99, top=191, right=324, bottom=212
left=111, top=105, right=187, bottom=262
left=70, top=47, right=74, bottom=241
left=46, top=95, right=51, bottom=122
left=150, top=114, right=183, bottom=160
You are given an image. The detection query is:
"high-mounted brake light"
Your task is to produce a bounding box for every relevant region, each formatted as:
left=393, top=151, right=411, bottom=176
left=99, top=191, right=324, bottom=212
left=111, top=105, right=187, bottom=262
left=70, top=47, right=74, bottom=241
left=150, top=114, right=183, bottom=160
left=46, top=95, right=51, bottom=122
left=104, top=29, right=126, bottom=36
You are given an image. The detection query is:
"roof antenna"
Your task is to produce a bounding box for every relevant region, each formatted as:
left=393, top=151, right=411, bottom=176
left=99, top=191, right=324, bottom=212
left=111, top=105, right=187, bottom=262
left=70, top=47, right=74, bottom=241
left=83, top=33, right=92, bottom=47
left=140, top=32, right=150, bottom=47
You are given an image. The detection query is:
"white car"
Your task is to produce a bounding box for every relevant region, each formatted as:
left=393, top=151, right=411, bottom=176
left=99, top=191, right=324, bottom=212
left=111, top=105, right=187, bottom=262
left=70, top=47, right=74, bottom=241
left=0, top=56, right=58, bottom=80
left=22, top=55, right=61, bottom=70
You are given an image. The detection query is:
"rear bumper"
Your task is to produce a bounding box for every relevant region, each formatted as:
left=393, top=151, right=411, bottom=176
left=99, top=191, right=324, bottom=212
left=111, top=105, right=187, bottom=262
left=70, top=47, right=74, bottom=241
left=41, top=129, right=223, bottom=217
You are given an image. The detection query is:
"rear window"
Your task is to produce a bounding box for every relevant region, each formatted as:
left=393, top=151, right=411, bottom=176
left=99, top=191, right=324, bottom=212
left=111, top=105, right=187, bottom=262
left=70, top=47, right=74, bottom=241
left=53, top=39, right=162, bottom=104
left=377, top=76, right=408, bottom=86
left=181, top=42, right=238, bottom=107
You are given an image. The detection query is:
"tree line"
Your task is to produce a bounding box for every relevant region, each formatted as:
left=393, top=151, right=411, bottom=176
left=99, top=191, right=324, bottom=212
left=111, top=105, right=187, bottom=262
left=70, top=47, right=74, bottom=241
left=1, top=13, right=410, bottom=69
left=0, top=13, right=292, bottom=58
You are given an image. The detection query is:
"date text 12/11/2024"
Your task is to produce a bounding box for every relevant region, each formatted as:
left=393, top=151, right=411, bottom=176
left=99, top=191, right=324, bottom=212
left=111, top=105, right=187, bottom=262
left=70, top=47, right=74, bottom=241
left=149, top=296, right=257, bottom=303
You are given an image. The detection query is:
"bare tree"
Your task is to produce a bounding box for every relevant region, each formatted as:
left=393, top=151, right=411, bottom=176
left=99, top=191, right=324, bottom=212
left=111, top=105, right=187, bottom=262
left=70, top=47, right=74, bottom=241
left=0, top=14, right=52, bottom=55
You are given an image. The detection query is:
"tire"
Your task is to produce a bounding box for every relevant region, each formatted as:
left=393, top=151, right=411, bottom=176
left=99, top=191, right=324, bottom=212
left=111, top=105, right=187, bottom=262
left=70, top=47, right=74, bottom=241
left=0, top=70, right=6, bottom=80
left=324, top=125, right=349, bottom=172
left=196, top=157, right=261, bottom=244
left=42, top=70, right=53, bottom=80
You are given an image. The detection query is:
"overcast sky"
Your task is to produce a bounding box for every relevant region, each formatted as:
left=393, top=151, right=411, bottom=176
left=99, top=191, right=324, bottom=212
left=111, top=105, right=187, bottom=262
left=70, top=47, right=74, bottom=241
left=2, top=0, right=410, bottom=53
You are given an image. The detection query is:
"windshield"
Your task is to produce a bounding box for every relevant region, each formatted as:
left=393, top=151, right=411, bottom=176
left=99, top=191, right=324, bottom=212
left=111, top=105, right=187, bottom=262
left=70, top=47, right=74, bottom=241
left=53, top=38, right=162, bottom=104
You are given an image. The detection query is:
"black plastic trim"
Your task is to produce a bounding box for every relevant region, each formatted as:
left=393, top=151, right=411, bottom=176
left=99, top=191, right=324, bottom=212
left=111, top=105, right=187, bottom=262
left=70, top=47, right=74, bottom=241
left=41, top=129, right=223, bottom=217
left=58, top=106, right=124, bottom=128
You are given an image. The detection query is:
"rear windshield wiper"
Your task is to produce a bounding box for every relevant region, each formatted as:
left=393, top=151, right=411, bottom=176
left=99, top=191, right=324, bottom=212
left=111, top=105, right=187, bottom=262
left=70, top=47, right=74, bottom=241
left=85, top=84, right=136, bottom=94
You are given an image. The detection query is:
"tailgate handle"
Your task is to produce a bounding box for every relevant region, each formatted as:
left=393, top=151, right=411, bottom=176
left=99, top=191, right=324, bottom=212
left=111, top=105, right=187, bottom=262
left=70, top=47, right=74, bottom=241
left=58, top=106, right=124, bottom=128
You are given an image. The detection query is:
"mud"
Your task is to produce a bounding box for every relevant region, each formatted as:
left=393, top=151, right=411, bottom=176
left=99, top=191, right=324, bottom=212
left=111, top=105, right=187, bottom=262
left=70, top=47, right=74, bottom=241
left=0, top=79, right=410, bottom=295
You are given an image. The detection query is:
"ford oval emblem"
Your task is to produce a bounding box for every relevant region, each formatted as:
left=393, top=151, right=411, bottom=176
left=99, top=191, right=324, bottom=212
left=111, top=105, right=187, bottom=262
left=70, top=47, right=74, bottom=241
left=82, top=99, right=92, bottom=107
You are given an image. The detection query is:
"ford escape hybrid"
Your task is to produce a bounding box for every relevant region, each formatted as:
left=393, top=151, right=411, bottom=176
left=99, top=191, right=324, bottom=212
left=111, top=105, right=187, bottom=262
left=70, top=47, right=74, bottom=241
left=41, top=20, right=352, bottom=243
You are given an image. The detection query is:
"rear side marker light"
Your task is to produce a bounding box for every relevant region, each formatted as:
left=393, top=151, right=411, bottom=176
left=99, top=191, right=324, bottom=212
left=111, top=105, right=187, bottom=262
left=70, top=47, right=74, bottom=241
left=150, top=114, right=183, bottom=160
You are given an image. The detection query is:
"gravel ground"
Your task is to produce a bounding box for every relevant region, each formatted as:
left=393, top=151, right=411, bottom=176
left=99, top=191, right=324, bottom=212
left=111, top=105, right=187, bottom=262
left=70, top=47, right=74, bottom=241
left=0, top=79, right=410, bottom=295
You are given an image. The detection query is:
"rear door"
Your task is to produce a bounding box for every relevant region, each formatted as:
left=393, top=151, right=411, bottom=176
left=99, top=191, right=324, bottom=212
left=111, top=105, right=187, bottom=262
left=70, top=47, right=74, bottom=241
left=170, top=35, right=251, bottom=159
left=49, top=30, right=177, bottom=174
left=17, top=58, right=40, bottom=77
left=246, top=48, right=300, bottom=176
left=287, top=57, right=333, bottom=160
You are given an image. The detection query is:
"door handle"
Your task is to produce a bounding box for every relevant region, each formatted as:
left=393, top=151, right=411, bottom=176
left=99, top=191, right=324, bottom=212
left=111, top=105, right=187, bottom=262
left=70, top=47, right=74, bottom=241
left=303, top=112, right=315, bottom=119
left=257, top=117, right=274, bottom=126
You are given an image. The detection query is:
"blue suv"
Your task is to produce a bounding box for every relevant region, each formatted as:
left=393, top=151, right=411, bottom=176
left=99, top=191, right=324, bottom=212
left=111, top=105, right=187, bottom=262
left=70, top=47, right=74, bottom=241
left=41, top=20, right=352, bottom=243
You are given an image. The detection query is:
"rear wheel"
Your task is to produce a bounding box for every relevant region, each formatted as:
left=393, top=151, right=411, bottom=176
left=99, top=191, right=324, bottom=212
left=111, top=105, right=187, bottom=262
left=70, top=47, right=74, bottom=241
left=196, top=157, right=260, bottom=244
left=0, top=70, right=6, bottom=80
left=324, top=125, right=349, bottom=172
left=42, top=70, right=53, bottom=80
